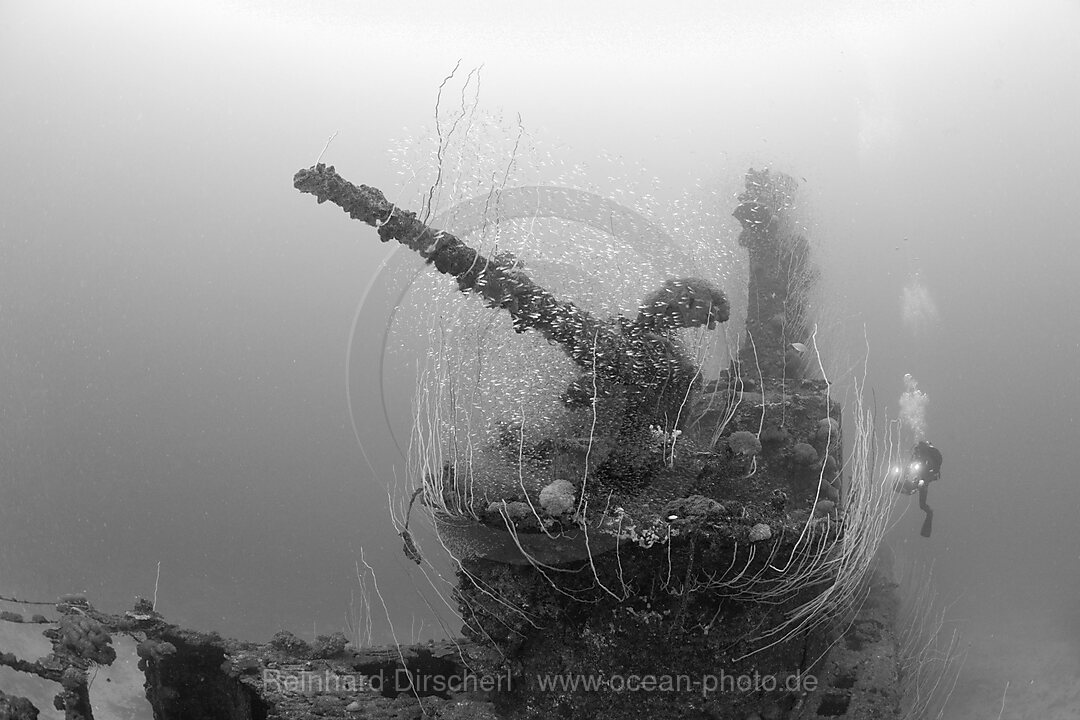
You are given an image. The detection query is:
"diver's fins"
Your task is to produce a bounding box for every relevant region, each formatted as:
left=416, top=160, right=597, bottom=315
left=920, top=511, right=933, bottom=538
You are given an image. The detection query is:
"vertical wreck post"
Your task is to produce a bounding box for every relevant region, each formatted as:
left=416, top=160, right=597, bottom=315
left=733, top=168, right=815, bottom=380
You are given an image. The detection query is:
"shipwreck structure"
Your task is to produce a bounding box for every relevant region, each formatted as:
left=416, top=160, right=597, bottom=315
left=0, top=168, right=911, bottom=720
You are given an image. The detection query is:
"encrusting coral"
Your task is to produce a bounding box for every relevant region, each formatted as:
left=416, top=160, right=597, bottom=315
left=749, top=522, right=773, bottom=542
left=539, top=479, right=576, bottom=517
left=727, top=430, right=763, bottom=457
left=792, top=442, right=819, bottom=467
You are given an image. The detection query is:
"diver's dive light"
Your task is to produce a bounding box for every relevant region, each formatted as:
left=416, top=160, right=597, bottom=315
left=906, top=461, right=926, bottom=488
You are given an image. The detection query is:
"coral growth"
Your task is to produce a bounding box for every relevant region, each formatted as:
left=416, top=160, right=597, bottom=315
left=791, top=442, right=819, bottom=467
left=312, top=632, right=348, bottom=659
left=53, top=615, right=116, bottom=665
left=539, top=480, right=577, bottom=517
left=759, top=425, right=790, bottom=448
left=749, top=523, right=773, bottom=542
left=0, top=690, right=38, bottom=720
left=135, top=638, right=176, bottom=671
left=488, top=500, right=532, bottom=522
left=662, top=495, right=727, bottom=523
left=814, top=499, right=837, bottom=517
left=816, top=417, right=840, bottom=447
left=727, top=430, right=762, bottom=457
left=269, top=630, right=311, bottom=657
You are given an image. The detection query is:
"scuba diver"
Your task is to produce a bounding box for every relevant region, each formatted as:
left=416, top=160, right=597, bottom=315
left=893, top=440, right=943, bottom=538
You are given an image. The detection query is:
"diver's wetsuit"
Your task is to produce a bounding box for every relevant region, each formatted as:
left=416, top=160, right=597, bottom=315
left=917, top=484, right=933, bottom=537
left=910, top=441, right=942, bottom=538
